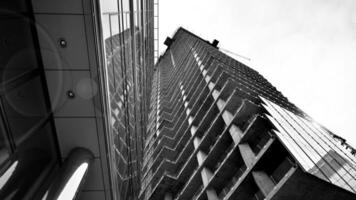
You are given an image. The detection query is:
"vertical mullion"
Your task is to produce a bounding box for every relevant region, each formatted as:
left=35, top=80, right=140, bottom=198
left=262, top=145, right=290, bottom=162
left=0, top=98, right=16, bottom=153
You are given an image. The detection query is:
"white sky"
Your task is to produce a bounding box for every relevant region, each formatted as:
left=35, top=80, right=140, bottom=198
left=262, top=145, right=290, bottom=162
left=158, top=0, right=356, bottom=146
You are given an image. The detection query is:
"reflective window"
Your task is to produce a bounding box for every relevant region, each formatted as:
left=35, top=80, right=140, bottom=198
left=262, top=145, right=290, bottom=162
left=0, top=14, right=38, bottom=83
left=99, top=0, right=156, bottom=199
left=261, top=96, right=356, bottom=193
left=0, top=124, right=10, bottom=164
left=2, top=77, right=47, bottom=145
left=0, top=2, right=58, bottom=198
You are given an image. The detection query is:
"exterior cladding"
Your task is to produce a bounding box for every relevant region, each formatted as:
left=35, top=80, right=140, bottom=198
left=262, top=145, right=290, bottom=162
left=139, top=28, right=356, bottom=200
left=103, top=1, right=155, bottom=199
left=105, top=29, right=143, bottom=199
left=104, top=7, right=155, bottom=200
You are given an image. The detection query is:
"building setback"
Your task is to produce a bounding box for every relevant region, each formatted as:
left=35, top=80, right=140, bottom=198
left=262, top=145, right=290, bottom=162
left=139, top=28, right=356, bottom=200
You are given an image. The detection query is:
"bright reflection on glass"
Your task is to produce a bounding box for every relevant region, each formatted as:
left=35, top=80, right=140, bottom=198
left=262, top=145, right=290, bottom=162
left=41, top=191, right=48, bottom=200
left=0, top=161, right=18, bottom=189
left=57, top=162, right=88, bottom=200
left=260, top=96, right=356, bottom=193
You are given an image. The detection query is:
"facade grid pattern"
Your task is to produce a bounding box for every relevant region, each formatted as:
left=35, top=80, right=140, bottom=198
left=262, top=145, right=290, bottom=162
left=139, top=28, right=356, bottom=200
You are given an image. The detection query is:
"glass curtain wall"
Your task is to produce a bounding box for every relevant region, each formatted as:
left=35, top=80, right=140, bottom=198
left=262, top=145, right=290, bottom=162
left=262, top=96, right=356, bottom=194
left=98, top=0, right=155, bottom=199
left=0, top=2, right=59, bottom=199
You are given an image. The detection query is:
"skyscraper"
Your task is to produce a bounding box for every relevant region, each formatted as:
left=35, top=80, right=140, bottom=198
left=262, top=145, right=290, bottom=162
left=139, top=28, right=356, bottom=200
left=1, top=0, right=355, bottom=200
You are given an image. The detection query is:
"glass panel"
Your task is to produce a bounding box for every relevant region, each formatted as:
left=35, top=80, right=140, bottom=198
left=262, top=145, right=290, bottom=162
left=0, top=121, right=10, bottom=164
left=264, top=102, right=316, bottom=171
left=0, top=122, right=57, bottom=200
left=309, top=121, right=356, bottom=166
left=0, top=15, right=38, bottom=83
left=261, top=96, right=356, bottom=193
left=0, top=3, right=59, bottom=199
left=2, top=76, right=47, bottom=146
left=99, top=0, right=155, bottom=199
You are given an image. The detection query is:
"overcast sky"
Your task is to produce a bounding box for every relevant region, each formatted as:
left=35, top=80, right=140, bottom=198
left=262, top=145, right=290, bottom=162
left=158, top=0, right=356, bottom=146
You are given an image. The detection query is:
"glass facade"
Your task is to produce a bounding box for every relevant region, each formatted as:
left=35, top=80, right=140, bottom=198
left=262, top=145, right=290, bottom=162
left=0, top=2, right=59, bottom=199
left=99, top=0, right=156, bottom=199
left=261, top=96, right=356, bottom=193
left=1, top=1, right=354, bottom=199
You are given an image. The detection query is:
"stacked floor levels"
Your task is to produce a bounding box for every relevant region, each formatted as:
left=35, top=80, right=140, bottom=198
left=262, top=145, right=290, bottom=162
left=139, top=28, right=356, bottom=200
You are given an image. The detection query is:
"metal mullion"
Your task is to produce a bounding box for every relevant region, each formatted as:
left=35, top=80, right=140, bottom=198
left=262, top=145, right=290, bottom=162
left=14, top=113, right=52, bottom=147
left=0, top=68, right=40, bottom=95
left=0, top=98, right=16, bottom=152
left=26, top=2, right=62, bottom=182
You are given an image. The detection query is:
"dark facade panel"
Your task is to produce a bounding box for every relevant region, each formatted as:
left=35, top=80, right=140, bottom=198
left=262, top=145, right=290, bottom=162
left=0, top=1, right=59, bottom=199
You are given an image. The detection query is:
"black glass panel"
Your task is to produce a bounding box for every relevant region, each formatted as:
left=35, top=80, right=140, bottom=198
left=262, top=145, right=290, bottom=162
left=0, top=2, right=59, bottom=198
left=0, top=122, right=9, bottom=165
left=2, top=76, right=47, bottom=145
left=0, top=15, right=38, bottom=83
left=0, top=122, right=56, bottom=199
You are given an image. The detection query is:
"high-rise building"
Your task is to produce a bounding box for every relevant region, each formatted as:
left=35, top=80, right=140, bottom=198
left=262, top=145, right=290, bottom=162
left=139, top=28, right=356, bottom=200
left=1, top=0, right=356, bottom=200
left=104, top=28, right=154, bottom=199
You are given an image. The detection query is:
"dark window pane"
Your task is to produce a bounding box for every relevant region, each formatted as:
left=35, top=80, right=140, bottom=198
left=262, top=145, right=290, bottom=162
left=0, top=122, right=57, bottom=200
left=0, top=15, right=38, bottom=83
left=0, top=121, right=10, bottom=165
left=2, top=76, right=48, bottom=145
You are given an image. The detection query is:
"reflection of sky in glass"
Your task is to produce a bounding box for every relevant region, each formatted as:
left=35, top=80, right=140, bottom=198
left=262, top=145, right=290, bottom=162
left=0, top=161, right=18, bottom=190
left=100, top=0, right=131, bottom=39
left=97, top=1, right=157, bottom=198
left=57, top=162, right=88, bottom=200
left=99, top=0, right=159, bottom=62
left=261, top=96, right=356, bottom=193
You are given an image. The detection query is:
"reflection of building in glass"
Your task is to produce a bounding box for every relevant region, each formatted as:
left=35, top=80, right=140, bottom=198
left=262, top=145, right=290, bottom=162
left=0, top=0, right=155, bottom=199
left=104, top=27, right=154, bottom=199
left=0, top=2, right=67, bottom=199
left=263, top=97, right=356, bottom=194
left=102, top=1, right=156, bottom=199
left=309, top=150, right=349, bottom=183
left=139, top=28, right=356, bottom=200
left=1, top=0, right=356, bottom=200
left=330, top=133, right=356, bottom=156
